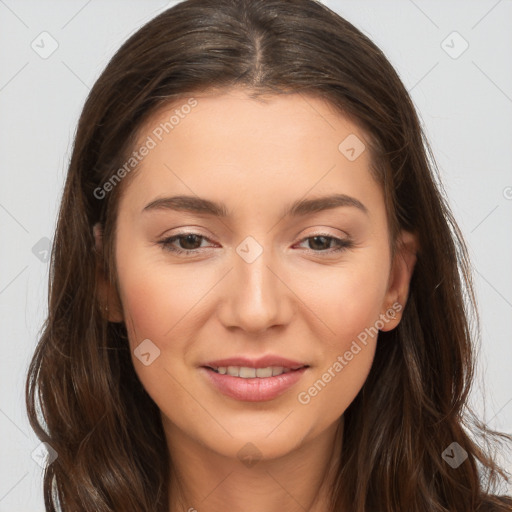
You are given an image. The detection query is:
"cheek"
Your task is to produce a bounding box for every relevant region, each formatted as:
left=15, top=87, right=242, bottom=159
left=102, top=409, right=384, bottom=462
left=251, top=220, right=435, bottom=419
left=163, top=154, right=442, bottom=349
left=303, top=255, right=390, bottom=348
left=119, top=277, right=172, bottom=344
left=115, top=255, right=199, bottom=409
left=293, top=255, right=388, bottom=424
left=296, top=341, right=375, bottom=437
left=116, top=250, right=201, bottom=344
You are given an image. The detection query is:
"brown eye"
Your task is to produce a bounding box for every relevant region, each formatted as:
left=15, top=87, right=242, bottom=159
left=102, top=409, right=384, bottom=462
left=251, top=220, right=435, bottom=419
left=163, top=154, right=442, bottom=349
left=159, top=233, right=212, bottom=255
left=308, top=235, right=335, bottom=251
left=296, top=234, right=353, bottom=255
left=176, top=234, right=204, bottom=250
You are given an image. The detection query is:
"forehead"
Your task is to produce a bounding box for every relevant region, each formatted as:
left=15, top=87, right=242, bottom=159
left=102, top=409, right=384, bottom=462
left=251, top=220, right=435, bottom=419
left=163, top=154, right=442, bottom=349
left=118, top=89, right=383, bottom=222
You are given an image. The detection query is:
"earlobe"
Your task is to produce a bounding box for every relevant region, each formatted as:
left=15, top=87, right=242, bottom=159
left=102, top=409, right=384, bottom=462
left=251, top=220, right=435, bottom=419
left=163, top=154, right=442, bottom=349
left=93, top=223, right=124, bottom=323
left=380, top=229, right=418, bottom=332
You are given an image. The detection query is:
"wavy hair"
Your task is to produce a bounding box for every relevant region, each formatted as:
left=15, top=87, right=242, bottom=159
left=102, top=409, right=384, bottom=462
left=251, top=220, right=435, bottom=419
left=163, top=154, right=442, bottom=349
left=26, top=0, right=512, bottom=510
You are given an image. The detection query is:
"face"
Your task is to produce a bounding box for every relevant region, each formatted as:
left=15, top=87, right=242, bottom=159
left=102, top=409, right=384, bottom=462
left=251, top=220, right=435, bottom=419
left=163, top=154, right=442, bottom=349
left=97, top=88, right=416, bottom=462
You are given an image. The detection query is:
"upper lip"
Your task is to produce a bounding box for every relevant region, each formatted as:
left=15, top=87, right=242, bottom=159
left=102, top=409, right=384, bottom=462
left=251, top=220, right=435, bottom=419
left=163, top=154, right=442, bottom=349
left=201, top=356, right=309, bottom=370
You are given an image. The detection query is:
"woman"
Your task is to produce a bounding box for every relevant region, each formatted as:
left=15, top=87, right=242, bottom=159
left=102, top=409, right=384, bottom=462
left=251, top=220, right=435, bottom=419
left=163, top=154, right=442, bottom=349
left=25, top=0, right=512, bottom=511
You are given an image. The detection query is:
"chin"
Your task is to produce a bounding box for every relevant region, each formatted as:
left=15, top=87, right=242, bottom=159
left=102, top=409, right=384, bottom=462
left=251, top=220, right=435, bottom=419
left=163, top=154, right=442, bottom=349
left=208, top=419, right=310, bottom=462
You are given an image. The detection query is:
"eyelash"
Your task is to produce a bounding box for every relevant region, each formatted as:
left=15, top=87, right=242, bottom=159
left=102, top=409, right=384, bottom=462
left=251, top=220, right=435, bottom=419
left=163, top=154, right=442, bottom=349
left=157, top=232, right=354, bottom=257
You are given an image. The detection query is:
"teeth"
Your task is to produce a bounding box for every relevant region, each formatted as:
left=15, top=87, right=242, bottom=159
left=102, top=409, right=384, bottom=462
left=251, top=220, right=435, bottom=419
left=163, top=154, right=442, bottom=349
left=256, top=367, right=272, bottom=378
left=272, top=366, right=284, bottom=376
left=212, top=366, right=299, bottom=378
left=240, top=367, right=256, bottom=378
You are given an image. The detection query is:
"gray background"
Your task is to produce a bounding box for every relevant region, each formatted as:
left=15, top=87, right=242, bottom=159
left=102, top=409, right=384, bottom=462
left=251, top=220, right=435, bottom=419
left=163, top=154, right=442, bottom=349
left=0, top=0, right=511, bottom=509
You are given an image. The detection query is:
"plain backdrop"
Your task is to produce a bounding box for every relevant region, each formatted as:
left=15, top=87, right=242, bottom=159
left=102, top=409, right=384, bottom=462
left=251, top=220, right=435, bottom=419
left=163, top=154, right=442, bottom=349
left=0, top=1, right=511, bottom=510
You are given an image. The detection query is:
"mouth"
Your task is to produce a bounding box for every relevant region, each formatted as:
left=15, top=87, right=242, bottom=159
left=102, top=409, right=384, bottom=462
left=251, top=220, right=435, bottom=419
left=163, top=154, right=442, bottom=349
left=204, top=365, right=308, bottom=378
left=200, top=361, right=310, bottom=402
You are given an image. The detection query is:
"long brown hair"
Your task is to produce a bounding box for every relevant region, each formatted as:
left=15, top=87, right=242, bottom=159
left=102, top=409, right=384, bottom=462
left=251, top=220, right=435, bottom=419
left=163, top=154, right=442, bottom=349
left=26, top=0, right=512, bottom=510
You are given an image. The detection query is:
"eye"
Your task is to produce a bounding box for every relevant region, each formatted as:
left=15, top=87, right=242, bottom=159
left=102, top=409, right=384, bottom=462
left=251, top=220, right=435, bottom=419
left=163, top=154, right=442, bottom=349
left=295, top=234, right=354, bottom=255
left=158, top=232, right=213, bottom=255
left=157, top=232, right=354, bottom=257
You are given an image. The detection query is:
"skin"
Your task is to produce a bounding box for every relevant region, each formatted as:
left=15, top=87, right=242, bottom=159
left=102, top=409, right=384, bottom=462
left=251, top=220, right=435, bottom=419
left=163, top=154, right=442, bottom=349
left=96, top=88, right=417, bottom=512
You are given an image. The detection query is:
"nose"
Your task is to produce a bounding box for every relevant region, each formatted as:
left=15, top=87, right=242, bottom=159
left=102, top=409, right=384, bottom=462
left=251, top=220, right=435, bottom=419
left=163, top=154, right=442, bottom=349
left=216, top=240, right=294, bottom=334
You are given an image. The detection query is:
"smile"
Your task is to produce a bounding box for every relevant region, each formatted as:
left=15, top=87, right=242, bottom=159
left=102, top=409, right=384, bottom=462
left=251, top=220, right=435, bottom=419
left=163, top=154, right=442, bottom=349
left=207, top=365, right=305, bottom=378
left=201, top=366, right=309, bottom=401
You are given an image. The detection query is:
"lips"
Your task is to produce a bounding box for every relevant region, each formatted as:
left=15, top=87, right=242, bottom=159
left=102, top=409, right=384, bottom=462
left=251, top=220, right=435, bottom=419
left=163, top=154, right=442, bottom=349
left=201, top=355, right=308, bottom=370
left=199, top=355, right=310, bottom=401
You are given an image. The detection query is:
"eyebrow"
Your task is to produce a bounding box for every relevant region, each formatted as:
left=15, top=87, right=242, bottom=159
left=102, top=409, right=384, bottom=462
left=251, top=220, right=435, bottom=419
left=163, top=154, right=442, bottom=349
left=142, top=193, right=368, bottom=218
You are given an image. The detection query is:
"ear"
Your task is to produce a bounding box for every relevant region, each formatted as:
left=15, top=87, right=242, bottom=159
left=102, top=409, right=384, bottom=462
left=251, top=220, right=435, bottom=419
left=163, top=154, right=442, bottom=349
left=93, top=223, right=124, bottom=323
left=379, top=229, right=418, bottom=332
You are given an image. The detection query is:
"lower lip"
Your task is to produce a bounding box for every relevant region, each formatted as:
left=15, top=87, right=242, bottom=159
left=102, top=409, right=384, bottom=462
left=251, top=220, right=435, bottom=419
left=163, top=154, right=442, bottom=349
left=200, top=367, right=308, bottom=402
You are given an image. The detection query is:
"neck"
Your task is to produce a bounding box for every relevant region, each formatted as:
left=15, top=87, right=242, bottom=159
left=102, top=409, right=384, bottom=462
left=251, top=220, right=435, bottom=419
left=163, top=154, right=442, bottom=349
left=165, top=417, right=344, bottom=512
